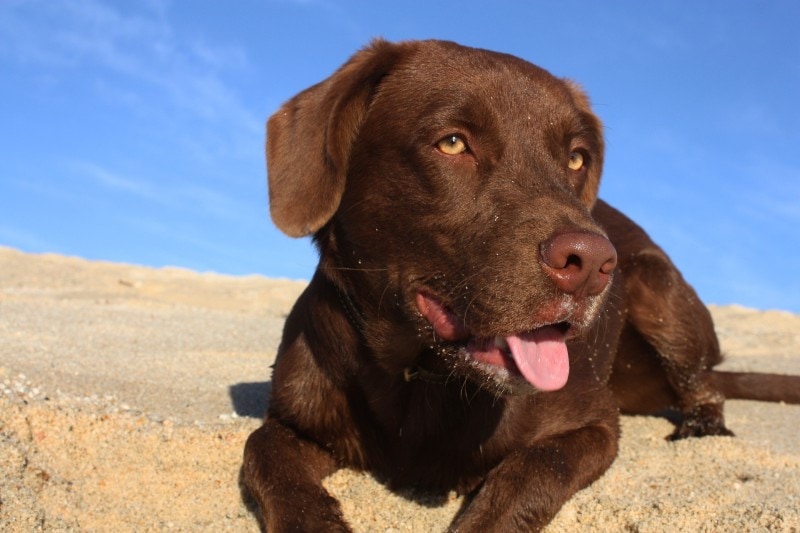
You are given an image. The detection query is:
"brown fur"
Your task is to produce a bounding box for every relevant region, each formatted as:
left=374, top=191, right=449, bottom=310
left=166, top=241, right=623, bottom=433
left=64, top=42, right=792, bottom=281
left=242, top=39, right=800, bottom=531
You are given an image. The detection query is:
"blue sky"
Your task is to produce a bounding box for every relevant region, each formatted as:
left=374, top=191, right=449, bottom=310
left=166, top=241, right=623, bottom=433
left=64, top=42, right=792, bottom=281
left=1, top=1, right=799, bottom=312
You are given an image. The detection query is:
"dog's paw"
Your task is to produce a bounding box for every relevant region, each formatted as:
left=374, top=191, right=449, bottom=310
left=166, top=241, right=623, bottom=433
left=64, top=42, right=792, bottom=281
left=669, top=420, right=735, bottom=440
left=667, top=403, right=735, bottom=440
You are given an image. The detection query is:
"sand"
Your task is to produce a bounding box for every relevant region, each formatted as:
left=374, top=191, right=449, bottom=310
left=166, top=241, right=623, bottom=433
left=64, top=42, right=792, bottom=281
left=1, top=245, right=798, bottom=532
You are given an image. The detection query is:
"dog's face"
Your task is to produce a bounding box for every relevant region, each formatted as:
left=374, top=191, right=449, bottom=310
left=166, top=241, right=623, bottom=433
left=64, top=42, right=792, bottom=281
left=268, top=40, right=615, bottom=394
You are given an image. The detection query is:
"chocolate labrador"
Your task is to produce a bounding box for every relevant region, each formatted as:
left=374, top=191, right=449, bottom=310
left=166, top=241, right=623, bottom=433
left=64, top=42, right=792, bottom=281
left=243, top=39, right=800, bottom=531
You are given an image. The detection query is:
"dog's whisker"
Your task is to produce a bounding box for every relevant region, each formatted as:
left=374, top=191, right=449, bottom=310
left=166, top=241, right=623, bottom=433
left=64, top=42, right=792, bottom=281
left=331, top=266, right=390, bottom=273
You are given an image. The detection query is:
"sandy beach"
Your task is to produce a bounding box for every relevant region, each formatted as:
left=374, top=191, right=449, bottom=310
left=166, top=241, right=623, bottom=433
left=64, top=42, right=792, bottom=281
left=1, top=245, right=798, bottom=531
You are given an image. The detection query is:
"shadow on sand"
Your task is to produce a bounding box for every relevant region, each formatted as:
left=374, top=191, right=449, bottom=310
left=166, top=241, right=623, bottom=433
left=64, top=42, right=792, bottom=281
left=229, top=381, right=272, bottom=419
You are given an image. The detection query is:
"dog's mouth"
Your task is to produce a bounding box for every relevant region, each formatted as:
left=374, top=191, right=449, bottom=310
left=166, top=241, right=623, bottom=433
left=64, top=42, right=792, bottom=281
left=415, top=291, right=572, bottom=391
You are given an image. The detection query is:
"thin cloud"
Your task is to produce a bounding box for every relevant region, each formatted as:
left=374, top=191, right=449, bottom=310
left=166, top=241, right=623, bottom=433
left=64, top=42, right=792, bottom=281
left=1, top=0, right=262, bottom=144
left=72, top=160, right=261, bottom=227
left=75, top=161, right=163, bottom=204
left=0, top=225, right=53, bottom=252
left=113, top=213, right=273, bottom=274
left=725, top=103, right=781, bottom=137
left=734, top=157, right=800, bottom=224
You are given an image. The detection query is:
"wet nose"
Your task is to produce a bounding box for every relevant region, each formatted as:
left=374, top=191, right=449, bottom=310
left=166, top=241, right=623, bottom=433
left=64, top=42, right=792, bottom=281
left=540, top=232, right=617, bottom=296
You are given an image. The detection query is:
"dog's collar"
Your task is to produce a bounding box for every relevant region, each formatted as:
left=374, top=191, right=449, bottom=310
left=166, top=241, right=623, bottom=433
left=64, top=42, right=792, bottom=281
left=335, top=283, right=367, bottom=335
left=403, top=366, right=452, bottom=384
left=334, top=284, right=452, bottom=385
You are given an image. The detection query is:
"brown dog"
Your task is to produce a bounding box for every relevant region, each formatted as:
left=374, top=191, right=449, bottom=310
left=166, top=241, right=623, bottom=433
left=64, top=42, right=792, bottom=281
left=243, top=39, right=800, bottom=531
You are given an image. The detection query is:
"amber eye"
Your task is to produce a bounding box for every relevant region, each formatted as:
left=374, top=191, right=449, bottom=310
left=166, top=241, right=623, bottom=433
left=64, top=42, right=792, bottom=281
left=437, top=135, right=468, bottom=155
left=568, top=151, right=585, bottom=171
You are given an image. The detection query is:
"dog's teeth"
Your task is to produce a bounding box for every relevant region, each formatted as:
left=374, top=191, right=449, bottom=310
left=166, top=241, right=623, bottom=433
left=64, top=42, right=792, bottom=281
left=494, top=336, right=508, bottom=350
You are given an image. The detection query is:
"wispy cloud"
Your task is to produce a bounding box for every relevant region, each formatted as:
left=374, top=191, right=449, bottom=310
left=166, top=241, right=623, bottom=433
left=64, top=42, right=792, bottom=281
left=2, top=0, right=169, bottom=70
left=0, top=0, right=262, bottom=147
left=70, top=160, right=262, bottom=227
left=724, top=103, right=781, bottom=138
left=115, top=214, right=241, bottom=259
left=0, top=225, right=54, bottom=251
left=727, top=155, right=800, bottom=226
left=75, top=161, right=164, bottom=203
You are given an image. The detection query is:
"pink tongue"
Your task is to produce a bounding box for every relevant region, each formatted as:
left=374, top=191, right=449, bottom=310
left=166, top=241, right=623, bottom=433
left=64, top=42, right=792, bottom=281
left=505, top=327, right=569, bottom=391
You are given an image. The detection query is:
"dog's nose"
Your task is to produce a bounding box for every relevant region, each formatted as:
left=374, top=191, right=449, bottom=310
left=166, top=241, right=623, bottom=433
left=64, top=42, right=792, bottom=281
left=540, top=232, right=617, bottom=296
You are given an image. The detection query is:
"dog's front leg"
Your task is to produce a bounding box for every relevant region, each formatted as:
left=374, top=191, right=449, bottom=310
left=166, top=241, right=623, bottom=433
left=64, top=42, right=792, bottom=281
left=243, top=418, right=350, bottom=532
left=448, top=420, right=619, bottom=532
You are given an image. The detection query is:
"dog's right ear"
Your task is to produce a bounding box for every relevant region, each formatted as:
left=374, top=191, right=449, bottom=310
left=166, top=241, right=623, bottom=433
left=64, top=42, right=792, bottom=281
left=267, top=39, right=408, bottom=237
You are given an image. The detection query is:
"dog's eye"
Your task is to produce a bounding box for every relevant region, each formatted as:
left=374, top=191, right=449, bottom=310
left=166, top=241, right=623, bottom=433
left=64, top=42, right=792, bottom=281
left=568, top=151, right=585, bottom=171
left=437, top=135, right=468, bottom=155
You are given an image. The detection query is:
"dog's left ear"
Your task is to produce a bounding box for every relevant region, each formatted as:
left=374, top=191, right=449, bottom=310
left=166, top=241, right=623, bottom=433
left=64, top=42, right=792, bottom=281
left=267, top=39, right=410, bottom=237
left=564, top=81, right=604, bottom=208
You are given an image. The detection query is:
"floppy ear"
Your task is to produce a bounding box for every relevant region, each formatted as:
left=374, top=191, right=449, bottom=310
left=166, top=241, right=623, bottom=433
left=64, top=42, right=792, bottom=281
left=564, top=80, right=604, bottom=208
left=267, top=39, right=407, bottom=237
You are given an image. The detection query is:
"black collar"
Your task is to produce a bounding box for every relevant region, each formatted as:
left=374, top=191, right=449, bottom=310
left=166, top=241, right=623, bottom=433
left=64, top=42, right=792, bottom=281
left=334, top=283, right=452, bottom=385
left=402, top=366, right=453, bottom=384
left=334, top=282, right=367, bottom=335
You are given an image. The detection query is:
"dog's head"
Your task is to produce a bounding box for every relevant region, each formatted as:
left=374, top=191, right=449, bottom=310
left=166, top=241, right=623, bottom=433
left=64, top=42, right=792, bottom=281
left=267, top=39, right=616, bottom=394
